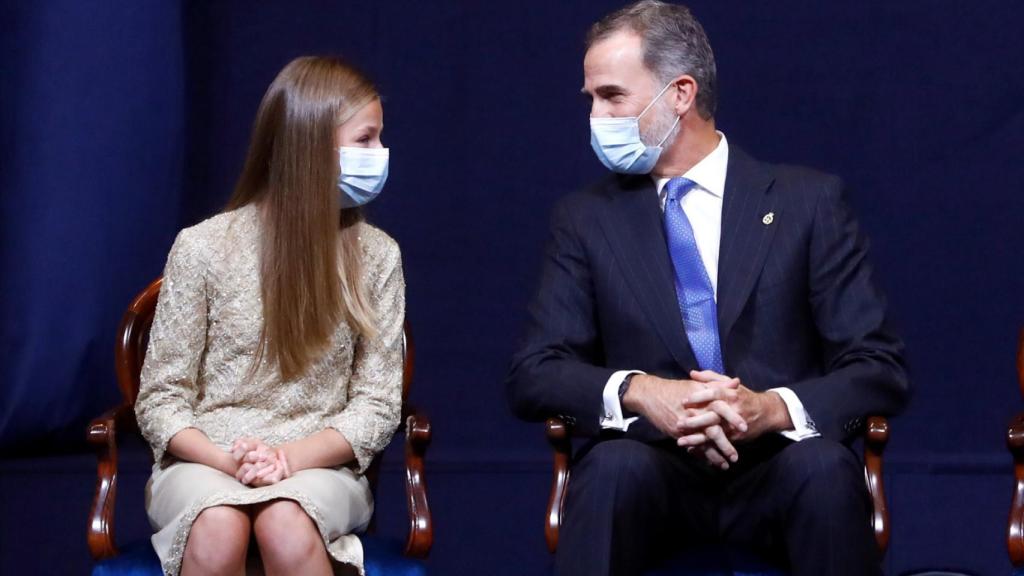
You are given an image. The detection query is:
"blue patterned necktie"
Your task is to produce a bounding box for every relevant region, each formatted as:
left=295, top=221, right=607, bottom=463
left=663, top=177, right=724, bottom=373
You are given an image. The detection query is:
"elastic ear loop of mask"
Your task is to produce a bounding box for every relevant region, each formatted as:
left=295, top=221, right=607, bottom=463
left=638, top=81, right=681, bottom=147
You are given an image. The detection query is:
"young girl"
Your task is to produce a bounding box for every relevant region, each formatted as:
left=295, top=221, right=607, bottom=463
left=136, top=55, right=403, bottom=576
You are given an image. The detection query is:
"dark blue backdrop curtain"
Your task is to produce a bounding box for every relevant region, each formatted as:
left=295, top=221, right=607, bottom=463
left=2, top=0, right=185, bottom=450
left=2, top=1, right=1024, bottom=573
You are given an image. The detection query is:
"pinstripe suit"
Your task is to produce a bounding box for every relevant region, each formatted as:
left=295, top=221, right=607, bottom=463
left=506, top=146, right=909, bottom=575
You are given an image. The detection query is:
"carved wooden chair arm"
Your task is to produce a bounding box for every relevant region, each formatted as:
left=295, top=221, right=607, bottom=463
left=863, top=415, right=890, bottom=555
left=403, top=409, right=433, bottom=558
left=1007, top=412, right=1024, bottom=566
left=1011, top=328, right=1024, bottom=566
left=544, top=416, right=573, bottom=553
left=86, top=403, right=136, bottom=560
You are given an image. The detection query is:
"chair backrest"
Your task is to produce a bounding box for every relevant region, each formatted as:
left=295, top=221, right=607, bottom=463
left=115, top=277, right=414, bottom=507
left=115, top=277, right=414, bottom=408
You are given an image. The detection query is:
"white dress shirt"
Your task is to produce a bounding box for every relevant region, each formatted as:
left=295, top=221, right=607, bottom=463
left=599, top=132, right=819, bottom=442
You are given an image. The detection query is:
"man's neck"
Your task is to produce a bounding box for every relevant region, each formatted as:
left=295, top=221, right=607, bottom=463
left=651, top=121, right=720, bottom=180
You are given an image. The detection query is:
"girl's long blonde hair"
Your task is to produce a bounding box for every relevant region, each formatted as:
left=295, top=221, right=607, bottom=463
left=227, top=56, right=378, bottom=381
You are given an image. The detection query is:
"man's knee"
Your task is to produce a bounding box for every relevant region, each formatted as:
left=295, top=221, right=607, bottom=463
left=572, top=439, right=679, bottom=515
left=775, top=438, right=869, bottom=507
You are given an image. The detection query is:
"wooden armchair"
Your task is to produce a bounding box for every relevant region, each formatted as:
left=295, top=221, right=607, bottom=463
left=87, top=278, right=432, bottom=573
left=542, top=413, right=892, bottom=569
left=1006, top=329, right=1024, bottom=568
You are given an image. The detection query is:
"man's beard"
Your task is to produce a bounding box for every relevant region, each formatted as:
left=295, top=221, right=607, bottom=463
left=640, top=98, right=680, bottom=148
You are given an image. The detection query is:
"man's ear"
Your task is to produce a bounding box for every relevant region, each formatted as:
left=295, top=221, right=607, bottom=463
left=671, top=75, right=698, bottom=117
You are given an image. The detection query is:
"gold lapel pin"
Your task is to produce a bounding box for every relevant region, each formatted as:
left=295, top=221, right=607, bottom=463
left=762, top=212, right=774, bottom=225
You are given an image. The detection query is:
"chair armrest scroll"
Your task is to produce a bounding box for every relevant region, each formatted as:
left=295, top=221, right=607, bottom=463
left=545, top=416, right=573, bottom=553
left=1007, top=413, right=1024, bottom=566
left=86, top=403, right=135, bottom=560
left=403, top=410, right=433, bottom=558
left=863, top=415, right=890, bottom=555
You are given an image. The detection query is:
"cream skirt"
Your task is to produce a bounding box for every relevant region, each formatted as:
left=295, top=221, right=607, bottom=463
left=146, top=462, right=373, bottom=576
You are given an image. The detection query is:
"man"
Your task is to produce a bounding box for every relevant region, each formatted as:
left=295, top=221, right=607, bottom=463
left=505, top=2, right=909, bottom=575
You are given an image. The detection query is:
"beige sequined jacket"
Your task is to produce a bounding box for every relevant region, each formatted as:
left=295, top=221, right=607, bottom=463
left=135, top=204, right=405, bottom=474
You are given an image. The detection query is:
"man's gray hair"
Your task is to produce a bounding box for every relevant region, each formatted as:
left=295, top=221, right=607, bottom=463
left=587, top=0, right=717, bottom=119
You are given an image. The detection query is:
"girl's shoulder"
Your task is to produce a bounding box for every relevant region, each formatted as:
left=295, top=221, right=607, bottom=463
left=355, top=222, right=400, bottom=259
left=173, top=205, right=258, bottom=261
left=354, top=222, right=402, bottom=284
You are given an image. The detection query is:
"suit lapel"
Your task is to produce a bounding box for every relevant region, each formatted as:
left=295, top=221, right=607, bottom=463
left=717, top=147, right=779, bottom=347
left=597, top=175, right=698, bottom=371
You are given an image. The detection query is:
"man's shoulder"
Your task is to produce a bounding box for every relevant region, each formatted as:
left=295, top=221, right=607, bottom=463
left=734, top=145, right=839, bottom=182
left=555, top=172, right=649, bottom=214
left=772, top=163, right=843, bottom=193
left=731, top=145, right=844, bottom=203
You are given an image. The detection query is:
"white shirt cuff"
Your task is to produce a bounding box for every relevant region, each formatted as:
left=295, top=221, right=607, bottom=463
left=768, top=387, right=820, bottom=441
left=600, top=370, right=644, bottom=431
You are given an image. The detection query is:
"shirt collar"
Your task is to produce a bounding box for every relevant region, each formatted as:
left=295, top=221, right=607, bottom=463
left=654, top=131, right=729, bottom=199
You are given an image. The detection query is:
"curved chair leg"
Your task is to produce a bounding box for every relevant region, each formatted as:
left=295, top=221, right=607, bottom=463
left=1008, top=414, right=1024, bottom=567
left=87, top=404, right=134, bottom=559
left=544, top=417, right=572, bottom=554
left=403, top=411, right=433, bottom=558
left=1010, top=329, right=1024, bottom=567
left=864, top=415, right=890, bottom=555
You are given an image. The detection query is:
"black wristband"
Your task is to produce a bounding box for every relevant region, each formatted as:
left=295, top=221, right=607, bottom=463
left=618, top=373, right=636, bottom=417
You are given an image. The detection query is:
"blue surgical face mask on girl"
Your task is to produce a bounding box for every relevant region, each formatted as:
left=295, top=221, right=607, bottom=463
left=589, top=81, right=680, bottom=175
left=337, top=147, right=390, bottom=208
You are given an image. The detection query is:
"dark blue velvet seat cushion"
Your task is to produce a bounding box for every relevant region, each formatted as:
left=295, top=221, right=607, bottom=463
left=91, top=536, right=426, bottom=576
left=91, top=540, right=160, bottom=576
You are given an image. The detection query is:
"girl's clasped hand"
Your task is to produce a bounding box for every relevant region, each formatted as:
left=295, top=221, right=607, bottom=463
left=231, top=438, right=292, bottom=486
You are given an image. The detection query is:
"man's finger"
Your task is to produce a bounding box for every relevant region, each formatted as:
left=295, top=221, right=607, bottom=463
left=705, top=425, right=739, bottom=462
left=685, top=385, right=739, bottom=406
left=677, top=432, right=708, bottom=447
left=676, top=410, right=721, bottom=432
left=684, top=387, right=720, bottom=405
left=707, top=399, right=747, bottom=433
left=690, top=369, right=732, bottom=382
left=700, top=445, right=729, bottom=469
left=690, top=387, right=739, bottom=405
left=689, top=371, right=741, bottom=388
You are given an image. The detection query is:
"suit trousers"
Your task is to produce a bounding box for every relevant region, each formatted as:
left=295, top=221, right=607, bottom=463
left=555, top=434, right=881, bottom=576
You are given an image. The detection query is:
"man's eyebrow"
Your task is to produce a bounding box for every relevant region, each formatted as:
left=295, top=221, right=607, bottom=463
left=593, top=84, right=628, bottom=97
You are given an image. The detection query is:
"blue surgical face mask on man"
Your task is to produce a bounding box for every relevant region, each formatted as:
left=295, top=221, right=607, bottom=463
left=337, top=147, right=390, bottom=208
left=589, top=81, right=680, bottom=175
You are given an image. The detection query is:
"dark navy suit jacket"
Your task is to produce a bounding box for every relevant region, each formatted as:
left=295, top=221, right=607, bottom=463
left=506, top=146, right=909, bottom=443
